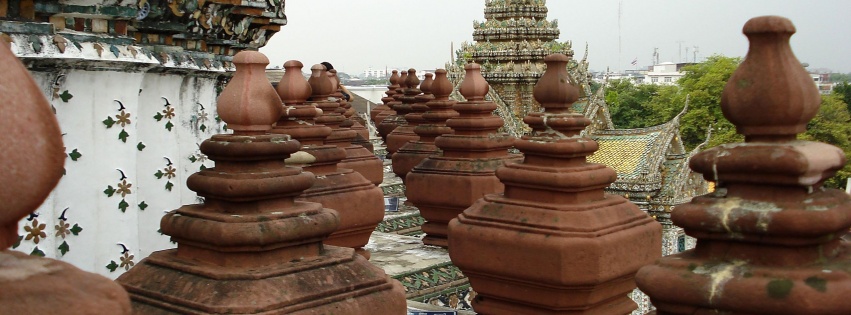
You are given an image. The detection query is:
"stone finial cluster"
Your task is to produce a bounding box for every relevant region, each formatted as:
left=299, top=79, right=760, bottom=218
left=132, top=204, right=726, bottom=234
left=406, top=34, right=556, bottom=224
left=407, top=63, right=521, bottom=247
left=636, top=16, right=851, bottom=314
left=448, top=54, right=662, bottom=314
left=273, top=61, right=384, bottom=259
left=372, top=70, right=399, bottom=126
left=386, top=69, right=423, bottom=157
left=0, top=39, right=131, bottom=314
left=273, top=60, right=330, bottom=146
left=392, top=71, right=459, bottom=182
left=377, top=70, right=409, bottom=146
left=310, top=64, right=384, bottom=185
left=117, top=51, right=405, bottom=313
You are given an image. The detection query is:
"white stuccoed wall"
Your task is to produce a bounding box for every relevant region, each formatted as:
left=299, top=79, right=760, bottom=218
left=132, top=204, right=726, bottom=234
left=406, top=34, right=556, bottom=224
left=10, top=34, right=229, bottom=279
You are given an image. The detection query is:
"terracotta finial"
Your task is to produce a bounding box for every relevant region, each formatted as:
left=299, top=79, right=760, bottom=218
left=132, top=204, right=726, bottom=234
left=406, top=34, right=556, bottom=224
left=405, top=68, right=420, bottom=90
left=526, top=53, right=589, bottom=137
left=308, top=64, right=334, bottom=99
left=431, top=69, right=452, bottom=101
left=721, top=15, right=820, bottom=141
left=532, top=53, right=579, bottom=114
left=0, top=44, right=65, bottom=248
left=276, top=60, right=312, bottom=104
left=420, top=73, right=434, bottom=96
left=459, top=63, right=488, bottom=101
left=216, top=51, right=282, bottom=134
left=388, top=70, right=399, bottom=87
left=636, top=16, right=851, bottom=315
left=397, top=70, right=409, bottom=90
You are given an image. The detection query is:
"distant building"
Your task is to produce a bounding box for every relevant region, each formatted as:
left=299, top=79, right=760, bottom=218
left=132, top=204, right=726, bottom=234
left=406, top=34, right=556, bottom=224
left=361, top=67, right=401, bottom=79
left=645, top=62, right=695, bottom=85
left=811, top=73, right=834, bottom=94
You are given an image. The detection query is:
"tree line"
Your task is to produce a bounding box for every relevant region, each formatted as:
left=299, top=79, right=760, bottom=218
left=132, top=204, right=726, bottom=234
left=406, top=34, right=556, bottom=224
left=604, top=55, right=851, bottom=189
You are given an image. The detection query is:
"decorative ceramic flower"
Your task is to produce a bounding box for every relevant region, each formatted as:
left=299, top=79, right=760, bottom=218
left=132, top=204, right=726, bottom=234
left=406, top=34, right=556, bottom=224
left=164, top=165, right=177, bottom=179
left=119, top=252, right=135, bottom=271
left=24, top=219, right=47, bottom=244
left=55, top=220, right=70, bottom=238
left=116, top=110, right=132, bottom=127
left=117, top=179, right=132, bottom=197
left=163, top=107, right=175, bottom=120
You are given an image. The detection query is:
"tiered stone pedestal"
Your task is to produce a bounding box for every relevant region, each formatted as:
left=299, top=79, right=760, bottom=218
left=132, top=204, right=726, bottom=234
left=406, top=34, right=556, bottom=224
left=386, top=69, right=423, bottom=158
left=274, top=61, right=384, bottom=259
left=371, top=70, right=399, bottom=127
left=310, top=65, right=384, bottom=186
left=636, top=16, right=851, bottom=315
left=449, top=54, right=661, bottom=315
left=407, top=63, right=522, bottom=247
left=117, top=51, right=405, bottom=314
left=378, top=70, right=407, bottom=144
left=393, top=71, right=453, bottom=183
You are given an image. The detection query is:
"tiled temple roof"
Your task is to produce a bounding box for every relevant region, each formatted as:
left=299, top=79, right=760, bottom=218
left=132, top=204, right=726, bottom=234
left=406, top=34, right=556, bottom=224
left=587, top=101, right=688, bottom=191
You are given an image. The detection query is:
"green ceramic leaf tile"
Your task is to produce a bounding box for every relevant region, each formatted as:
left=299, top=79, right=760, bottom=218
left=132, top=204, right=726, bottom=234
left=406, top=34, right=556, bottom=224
left=70, top=224, right=83, bottom=236
left=68, top=149, right=82, bottom=161
left=59, top=90, right=73, bottom=102
left=106, top=260, right=119, bottom=272
left=58, top=241, right=70, bottom=256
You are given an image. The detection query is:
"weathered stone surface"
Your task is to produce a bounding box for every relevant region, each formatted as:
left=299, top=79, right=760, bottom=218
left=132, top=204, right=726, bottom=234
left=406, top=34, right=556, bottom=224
left=117, top=51, right=405, bottom=314
left=0, top=40, right=130, bottom=315
left=386, top=69, right=423, bottom=158
left=372, top=70, right=399, bottom=127
left=309, top=64, right=384, bottom=186
left=635, top=16, right=851, bottom=315
left=378, top=70, right=408, bottom=148
left=393, top=71, right=448, bottom=183
left=449, top=54, right=662, bottom=314
left=273, top=60, right=384, bottom=259
left=407, top=63, right=522, bottom=247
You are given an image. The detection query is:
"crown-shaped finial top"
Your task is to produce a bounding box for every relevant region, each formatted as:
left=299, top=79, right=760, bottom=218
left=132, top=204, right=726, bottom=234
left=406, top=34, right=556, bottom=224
left=420, top=73, right=434, bottom=95
left=389, top=70, right=399, bottom=86
left=459, top=63, right=489, bottom=101
left=308, top=64, right=334, bottom=98
left=533, top=54, right=579, bottom=114
left=216, top=51, right=282, bottom=134
left=405, top=68, right=420, bottom=90
left=397, top=70, right=409, bottom=89
left=276, top=60, right=312, bottom=105
left=721, top=16, right=819, bottom=141
left=431, top=69, right=452, bottom=101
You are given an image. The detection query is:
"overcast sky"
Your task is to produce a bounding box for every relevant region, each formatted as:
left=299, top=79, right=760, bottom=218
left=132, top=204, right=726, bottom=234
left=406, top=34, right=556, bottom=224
left=260, top=0, right=851, bottom=76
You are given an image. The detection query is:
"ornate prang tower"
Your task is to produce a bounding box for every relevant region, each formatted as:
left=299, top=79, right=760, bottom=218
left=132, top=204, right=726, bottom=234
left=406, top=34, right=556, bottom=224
left=453, top=0, right=576, bottom=132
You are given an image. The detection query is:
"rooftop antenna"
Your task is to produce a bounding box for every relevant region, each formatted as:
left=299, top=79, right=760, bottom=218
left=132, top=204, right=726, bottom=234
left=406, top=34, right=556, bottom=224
left=652, top=47, right=659, bottom=66
left=617, top=0, right=623, bottom=72
left=676, top=40, right=685, bottom=63
left=693, top=46, right=700, bottom=63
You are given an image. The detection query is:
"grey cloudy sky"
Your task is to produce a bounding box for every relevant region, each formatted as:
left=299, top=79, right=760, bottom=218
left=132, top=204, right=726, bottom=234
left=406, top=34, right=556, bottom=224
left=260, top=0, right=851, bottom=75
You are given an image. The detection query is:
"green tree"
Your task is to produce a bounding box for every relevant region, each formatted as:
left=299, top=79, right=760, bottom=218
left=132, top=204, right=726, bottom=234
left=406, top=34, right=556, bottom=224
left=830, top=72, right=851, bottom=83
left=831, top=81, right=851, bottom=114
left=800, top=94, right=851, bottom=189
left=604, top=79, right=660, bottom=129
left=669, top=55, right=742, bottom=149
